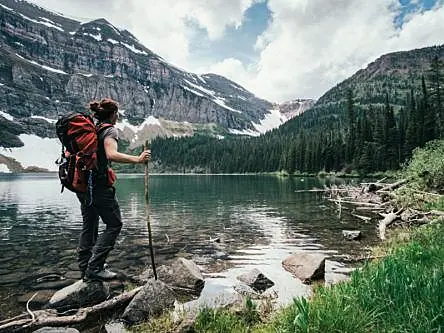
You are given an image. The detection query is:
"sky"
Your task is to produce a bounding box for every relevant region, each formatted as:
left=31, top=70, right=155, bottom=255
left=29, top=0, right=444, bottom=103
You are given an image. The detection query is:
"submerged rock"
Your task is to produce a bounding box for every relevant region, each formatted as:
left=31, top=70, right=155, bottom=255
left=121, top=279, right=175, bottom=325
left=342, top=230, right=362, bottom=240
left=282, top=252, right=327, bottom=283
left=236, top=269, right=274, bottom=293
left=48, top=280, right=109, bottom=310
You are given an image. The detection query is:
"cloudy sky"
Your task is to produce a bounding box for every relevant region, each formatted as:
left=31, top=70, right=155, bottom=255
left=29, top=0, right=444, bottom=102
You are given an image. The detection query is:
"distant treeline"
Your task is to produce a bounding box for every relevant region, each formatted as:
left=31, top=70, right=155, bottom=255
left=150, top=56, right=444, bottom=174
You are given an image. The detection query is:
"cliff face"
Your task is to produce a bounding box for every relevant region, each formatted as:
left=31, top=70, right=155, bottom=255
left=0, top=0, right=274, bottom=149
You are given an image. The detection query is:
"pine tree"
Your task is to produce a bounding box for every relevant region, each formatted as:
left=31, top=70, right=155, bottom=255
left=429, top=56, right=444, bottom=137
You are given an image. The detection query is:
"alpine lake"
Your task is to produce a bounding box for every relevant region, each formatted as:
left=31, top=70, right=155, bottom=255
left=0, top=174, right=381, bottom=320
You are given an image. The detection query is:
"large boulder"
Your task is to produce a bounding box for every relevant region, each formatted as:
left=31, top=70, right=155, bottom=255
left=282, top=252, right=327, bottom=283
left=236, top=269, right=274, bottom=293
left=48, top=280, right=109, bottom=310
left=121, top=279, right=176, bottom=325
left=138, top=258, right=205, bottom=295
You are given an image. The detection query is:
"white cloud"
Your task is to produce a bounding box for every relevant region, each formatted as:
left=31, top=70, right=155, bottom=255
left=29, top=0, right=256, bottom=69
left=234, top=0, right=444, bottom=101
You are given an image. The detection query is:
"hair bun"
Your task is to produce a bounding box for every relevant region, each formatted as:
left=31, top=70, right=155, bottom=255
left=89, top=101, right=102, bottom=113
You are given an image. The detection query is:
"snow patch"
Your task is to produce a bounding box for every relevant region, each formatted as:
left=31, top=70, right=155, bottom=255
left=79, top=73, right=93, bottom=77
left=121, top=42, right=147, bottom=55
left=237, top=95, right=247, bottom=101
left=107, top=38, right=119, bottom=45
left=0, top=83, right=4, bottom=86
left=84, top=33, right=102, bottom=41
left=69, top=31, right=76, bottom=35
left=252, top=109, right=287, bottom=134
left=213, top=97, right=242, bottom=114
left=0, top=111, right=14, bottom=121
left=19, top=13, right=64, bottom=32
left=31, top=115, right=57, bottom=124
left=183, top=85, right=204, bottom=97
left=228, top=128, right=260, bottom=137
left=0, top=134, right=61, bottom=171
left=230, top=83, right=247, bottom=92
left=183, top=79, right=215, bottom=96
left=197, top=75, right=206, bottom=84
left=14, top=42, right=24, bottom=47
left=184, top=79, right=242, bottom=113
left=0, top=3, right=13, bottom=11
left=16, top=53, right=68, bottom=75
left=0, top=164, right=11, bottom=173
left=216, top=135, right=225, bottom=140
left=104, top=74, right=114, bottom=78
left=115, top=116, right=161, bottom=134
left=106, top=23, right=121, bottom=35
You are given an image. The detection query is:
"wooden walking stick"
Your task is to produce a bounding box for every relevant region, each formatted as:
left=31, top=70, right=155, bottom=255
left=144, top=141, right=157, bottom=280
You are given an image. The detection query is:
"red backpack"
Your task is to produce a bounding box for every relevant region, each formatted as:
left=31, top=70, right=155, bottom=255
left=55, top=113, right=113, bottom=195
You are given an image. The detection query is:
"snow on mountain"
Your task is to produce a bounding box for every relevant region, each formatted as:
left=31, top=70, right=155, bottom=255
left=253, top=109, right=287, bottom=134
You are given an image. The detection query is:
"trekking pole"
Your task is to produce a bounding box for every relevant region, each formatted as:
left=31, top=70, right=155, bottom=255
left=144, top=141, right=157, bottom=280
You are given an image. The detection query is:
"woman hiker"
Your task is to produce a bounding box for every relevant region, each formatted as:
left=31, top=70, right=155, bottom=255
left=77, top=98, right=150, bottom=281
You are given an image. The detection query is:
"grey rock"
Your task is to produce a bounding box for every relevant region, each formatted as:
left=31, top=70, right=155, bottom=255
left=236, top=269, right=274, bottom=293
left=48, top=280, right=109, bottom=310
left=32, top=328, right=80, bottom=333
left=342, top=230, right=362, bottom=240
left=233, top=283, right=261, bottom=299
left=121, top=279, right=175, bottom=325
left=138, top=258, right=205, bottom=295
left=104, top=321, right=131, bottom=333
left=282, top=252, right=327, bottom=283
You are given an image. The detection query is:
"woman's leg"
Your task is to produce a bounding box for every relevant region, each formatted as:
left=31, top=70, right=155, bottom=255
left=76, top=193, right=99, bottom=277
left=86, top=186, right=122, bottom=274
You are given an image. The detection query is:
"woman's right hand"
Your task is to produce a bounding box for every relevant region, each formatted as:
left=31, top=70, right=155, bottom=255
left=137, top=150, right=151, bottom=164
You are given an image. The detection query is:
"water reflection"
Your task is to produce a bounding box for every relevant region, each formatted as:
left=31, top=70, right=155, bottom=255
left=0, top=174, right=378, bottom=315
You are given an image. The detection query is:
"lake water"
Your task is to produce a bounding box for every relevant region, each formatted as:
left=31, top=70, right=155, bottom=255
left=0, top=174, right=380, bottom=317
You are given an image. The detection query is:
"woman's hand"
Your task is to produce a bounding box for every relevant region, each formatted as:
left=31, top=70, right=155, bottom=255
left=138, top=150, right=151, bottom=164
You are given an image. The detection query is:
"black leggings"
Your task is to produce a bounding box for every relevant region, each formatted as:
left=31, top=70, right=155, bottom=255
left=76, top=186, right=122, bottom=272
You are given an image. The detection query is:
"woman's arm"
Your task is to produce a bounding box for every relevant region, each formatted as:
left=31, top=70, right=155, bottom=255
left=104, top=137, right=149, bottom=164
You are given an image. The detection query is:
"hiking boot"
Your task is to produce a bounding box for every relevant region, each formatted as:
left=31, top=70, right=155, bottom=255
left=84, top=268, right=118, bottom=281
left=80, top=263, right=110, bottom=280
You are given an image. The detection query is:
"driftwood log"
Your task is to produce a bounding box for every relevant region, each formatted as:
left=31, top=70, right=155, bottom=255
left=323, top=178, right=444, bottom=239
left=378, top=211, right=401, bottom=240
left=0, top=286, right=142, bottom=333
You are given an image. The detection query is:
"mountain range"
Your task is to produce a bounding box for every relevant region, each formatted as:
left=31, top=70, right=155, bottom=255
left=0, top=0, right=442, bottom=173
left=0, top=0, right=318, bottom=171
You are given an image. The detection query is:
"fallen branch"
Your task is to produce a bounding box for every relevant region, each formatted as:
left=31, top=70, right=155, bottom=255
left=376, top=179, right=408, bottom=193
left=328, top=199, right=383, bottom=207
left=0, top=286, right=142, bottom=333
left=351, top=214, right=372, bottom=222
left=26, top=293, right=38, bottom=323
left=430, top=210, right=444, bottom=217
left=378, top=211, right=401, bottom=240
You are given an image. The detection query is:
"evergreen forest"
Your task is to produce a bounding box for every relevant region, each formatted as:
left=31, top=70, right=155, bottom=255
left=149, top=51, right=444, bottom=175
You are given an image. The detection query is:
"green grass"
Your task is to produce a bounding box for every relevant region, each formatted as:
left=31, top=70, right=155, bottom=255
left=258, top=222, right=444, bottom=333
left=186, top=222, right=444, bottom=333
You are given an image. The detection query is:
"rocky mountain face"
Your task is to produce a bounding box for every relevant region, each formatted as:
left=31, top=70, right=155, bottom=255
left=313, top=45, right=444, bottom=111
left=277, top=99, right=316, bottom=119
left=0, top=0, right=276, bottom=152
